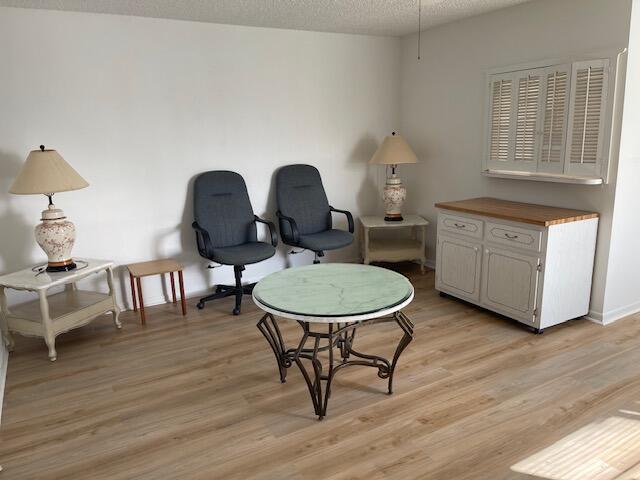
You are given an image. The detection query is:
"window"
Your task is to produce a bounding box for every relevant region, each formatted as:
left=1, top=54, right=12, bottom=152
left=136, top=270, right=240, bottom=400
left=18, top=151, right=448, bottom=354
left=514, top=72, right=541, bottom=164
left=539, top=65, right=570, bottom=174
left=566, top=60, right=608, bottom=177
left=489, top=76, right=513, bottom=164
left=484, top=59, right=611, bottom=183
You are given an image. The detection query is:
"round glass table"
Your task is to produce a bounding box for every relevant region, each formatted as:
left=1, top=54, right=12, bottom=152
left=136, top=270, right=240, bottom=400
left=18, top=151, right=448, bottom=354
left=253, top=263, right=415, bottom=420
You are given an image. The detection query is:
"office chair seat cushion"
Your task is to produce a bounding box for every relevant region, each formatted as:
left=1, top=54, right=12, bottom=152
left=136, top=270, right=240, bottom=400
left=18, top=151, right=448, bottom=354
left=298, top=229, right=353, bottom=252
left=212, top=242, right=276, bottom=266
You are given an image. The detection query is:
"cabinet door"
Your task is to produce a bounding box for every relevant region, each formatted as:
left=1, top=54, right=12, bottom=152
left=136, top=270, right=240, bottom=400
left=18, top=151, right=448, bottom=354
left=481, top=246, right=540, bottom=322
left=436, top=234, right=482, bottom=301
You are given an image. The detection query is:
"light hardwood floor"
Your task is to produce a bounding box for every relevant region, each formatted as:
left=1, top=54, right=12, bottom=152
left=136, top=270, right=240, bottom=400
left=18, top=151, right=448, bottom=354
left=1, top=265, right=640, bottom=479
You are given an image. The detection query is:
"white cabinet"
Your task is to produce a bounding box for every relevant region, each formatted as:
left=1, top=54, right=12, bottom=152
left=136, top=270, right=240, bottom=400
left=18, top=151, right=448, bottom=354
left=436, top=236, right=482, bottom=302
left=435, top=198, right=599, bottom=332
left=481, top=246, right=540, bottom=322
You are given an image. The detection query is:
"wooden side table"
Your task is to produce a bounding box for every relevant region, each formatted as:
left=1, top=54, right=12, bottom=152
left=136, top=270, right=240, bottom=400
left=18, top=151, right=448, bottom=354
left=360, top=215, right=429, bottom=272
left=0, top=259, right=121, bottom=361
left=127, top=259, right=186, bottom=325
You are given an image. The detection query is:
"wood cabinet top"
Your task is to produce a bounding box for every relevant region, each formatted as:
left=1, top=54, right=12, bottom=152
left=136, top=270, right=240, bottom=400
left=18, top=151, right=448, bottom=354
left=434, top=197, right=599, bottom=227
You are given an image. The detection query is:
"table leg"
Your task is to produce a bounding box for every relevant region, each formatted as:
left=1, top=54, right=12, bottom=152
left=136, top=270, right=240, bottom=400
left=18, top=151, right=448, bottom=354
left=129, top=273, right=138, bottom=312
left=420, top=225, right=427, bottom=274
left=0, top=286, right=14, bottom=352
left=170, top=272, right=177, bottom=304
left=363, top=226, right=370, bottom=265
left=178, top=271, right=187, bottom=316
left=256, top=313, right=290, bottom=383
left=136, top=277, right=146, bottom=325
left=388, top=311, right=414, bottom=394
left=258, top=314, right=414, bottom=420
left=107, top=267, right=122, bottom=329
left=338, top=323, right=356, bottom=363
left=38, top=289, right=57, bottom=361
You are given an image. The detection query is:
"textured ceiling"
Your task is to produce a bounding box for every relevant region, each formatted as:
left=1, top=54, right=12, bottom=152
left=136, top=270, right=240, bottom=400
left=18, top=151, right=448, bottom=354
left=0, top=0, right=532, bottom=36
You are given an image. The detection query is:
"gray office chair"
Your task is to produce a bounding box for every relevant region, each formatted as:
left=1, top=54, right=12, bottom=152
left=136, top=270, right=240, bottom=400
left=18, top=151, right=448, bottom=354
left=192, top=171, right=277, bottom=315
left=276, top=164, right=354, bottom=264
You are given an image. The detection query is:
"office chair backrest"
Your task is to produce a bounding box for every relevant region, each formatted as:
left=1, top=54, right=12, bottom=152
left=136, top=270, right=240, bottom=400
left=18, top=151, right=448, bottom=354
left=276, top=164, right=331, bottom=240
left=193, top=171, right=257, bottom=248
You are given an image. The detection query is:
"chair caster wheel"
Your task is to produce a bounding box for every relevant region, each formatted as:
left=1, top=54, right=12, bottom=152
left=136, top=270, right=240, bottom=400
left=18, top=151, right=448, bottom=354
left=232, top=307, right=241, bottom=315
left=197, top=302, right=205, bottom=310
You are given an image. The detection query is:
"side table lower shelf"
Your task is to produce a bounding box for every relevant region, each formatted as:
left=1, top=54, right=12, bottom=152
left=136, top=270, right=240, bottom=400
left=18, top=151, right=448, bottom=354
left=368, top=238, right=425, bottom=265
left=4, top=290, right=121, bottom=361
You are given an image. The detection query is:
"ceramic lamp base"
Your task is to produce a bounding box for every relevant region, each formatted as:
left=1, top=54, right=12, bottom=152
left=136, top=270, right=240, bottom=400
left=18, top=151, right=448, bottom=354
left=46, top=260, right=77, bottom=272
left=382, top=173, right=407, bottom=223
left=35, top=204, right=78, bottom=273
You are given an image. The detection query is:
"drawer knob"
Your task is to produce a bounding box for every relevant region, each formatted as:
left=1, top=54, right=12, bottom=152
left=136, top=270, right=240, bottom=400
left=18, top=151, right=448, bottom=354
left=453, top=223, right=465, bottom=229
left=504, top=233, right=519, bottom=239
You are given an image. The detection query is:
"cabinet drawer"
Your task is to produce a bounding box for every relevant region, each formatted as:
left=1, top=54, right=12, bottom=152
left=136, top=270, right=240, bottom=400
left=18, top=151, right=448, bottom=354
left=438, top=213, right=483, bottom=239
left=485, top=222, right=542, bottom=252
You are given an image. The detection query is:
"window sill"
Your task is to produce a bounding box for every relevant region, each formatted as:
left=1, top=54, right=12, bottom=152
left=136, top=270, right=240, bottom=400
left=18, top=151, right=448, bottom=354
left=482, top=169, right=603, bottom=185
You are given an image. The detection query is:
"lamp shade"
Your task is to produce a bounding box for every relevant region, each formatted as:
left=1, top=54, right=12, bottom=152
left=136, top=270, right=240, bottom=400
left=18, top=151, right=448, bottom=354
left=369, top=132, right=418, bottom=165
left=9, top=147, right=89, bottom=195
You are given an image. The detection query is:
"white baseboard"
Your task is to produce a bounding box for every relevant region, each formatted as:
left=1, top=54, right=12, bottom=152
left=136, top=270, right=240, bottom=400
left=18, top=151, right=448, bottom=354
left=118, top=256, right=365, bottom=312
left=118, top=256, right=434, bottom=313
left=586, top=300, right=640, bottom=326
left=584, top=311, right=604, bottom=325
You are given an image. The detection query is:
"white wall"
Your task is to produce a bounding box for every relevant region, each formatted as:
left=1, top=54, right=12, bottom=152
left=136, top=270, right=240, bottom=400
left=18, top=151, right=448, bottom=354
left=601, top=0, right=640, bottom=324
left=399, top=0, right=632, bottom=321
left=0, top=7, right=399, bottom=308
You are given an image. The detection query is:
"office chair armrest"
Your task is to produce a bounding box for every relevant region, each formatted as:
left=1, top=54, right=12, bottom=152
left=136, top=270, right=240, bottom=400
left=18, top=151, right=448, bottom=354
left=192, top=221, right=215, bottom=259
left=276, top=210, right=300, bottom=244
left=330, top=206, right=354, bottom=234
left=254, top=215, right=278, bottom=247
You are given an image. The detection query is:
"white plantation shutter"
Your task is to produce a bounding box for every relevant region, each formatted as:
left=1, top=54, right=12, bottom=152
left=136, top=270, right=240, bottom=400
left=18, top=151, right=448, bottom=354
left=566, top=59, right=609, bottom=176
left=514, top=72, right=542, bottom=166
left=489, top=75, right=513, bottom=164
left=485, top=58, right=612, bottom=181
left=538, top=65, right=571, bottom=173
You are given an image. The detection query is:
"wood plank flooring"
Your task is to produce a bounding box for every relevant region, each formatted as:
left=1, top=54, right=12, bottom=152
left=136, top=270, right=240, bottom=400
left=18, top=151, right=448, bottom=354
left=1, top=264, right=640, bottom=479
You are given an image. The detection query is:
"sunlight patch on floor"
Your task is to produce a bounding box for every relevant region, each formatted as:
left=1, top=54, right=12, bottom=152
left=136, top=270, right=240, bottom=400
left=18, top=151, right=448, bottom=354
left=511, top=416, right=640, bottom=480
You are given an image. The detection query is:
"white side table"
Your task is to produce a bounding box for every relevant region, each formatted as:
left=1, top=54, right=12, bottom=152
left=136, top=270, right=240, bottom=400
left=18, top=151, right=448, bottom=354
left=0, top=259, right=121, bottom=361
left=360, top=215, right=429, bottom=272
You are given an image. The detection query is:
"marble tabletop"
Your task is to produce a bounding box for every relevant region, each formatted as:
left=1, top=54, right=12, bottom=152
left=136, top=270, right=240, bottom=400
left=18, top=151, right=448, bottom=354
left=252, top=263, right=414, bottom=322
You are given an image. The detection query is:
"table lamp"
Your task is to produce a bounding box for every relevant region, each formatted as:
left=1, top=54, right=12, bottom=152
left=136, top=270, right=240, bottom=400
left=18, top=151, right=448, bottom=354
left=369, top=132, right=418, bottom=221
left=9, top=146, right=89, bottom=272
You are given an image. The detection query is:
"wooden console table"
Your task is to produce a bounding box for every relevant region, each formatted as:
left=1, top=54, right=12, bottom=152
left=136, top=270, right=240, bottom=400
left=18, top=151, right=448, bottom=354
left=0, top=259, right=121, bottom=361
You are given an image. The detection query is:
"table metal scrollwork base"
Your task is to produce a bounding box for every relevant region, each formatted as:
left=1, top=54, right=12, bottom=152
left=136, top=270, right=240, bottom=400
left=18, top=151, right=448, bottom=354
left=257, top=312, right=414, bottom=420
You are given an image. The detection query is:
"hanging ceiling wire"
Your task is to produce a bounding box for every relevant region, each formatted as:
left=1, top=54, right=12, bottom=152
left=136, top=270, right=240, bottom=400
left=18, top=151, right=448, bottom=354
left=418, top=0, right=422, bottom=60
